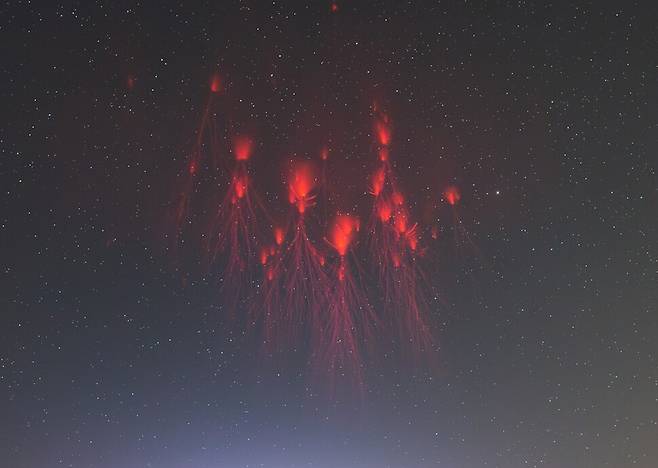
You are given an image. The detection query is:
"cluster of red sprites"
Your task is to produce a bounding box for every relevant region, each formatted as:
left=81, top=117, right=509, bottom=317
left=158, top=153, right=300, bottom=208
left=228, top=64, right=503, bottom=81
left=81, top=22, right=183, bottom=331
left=171, top=75, right=465, bottom=390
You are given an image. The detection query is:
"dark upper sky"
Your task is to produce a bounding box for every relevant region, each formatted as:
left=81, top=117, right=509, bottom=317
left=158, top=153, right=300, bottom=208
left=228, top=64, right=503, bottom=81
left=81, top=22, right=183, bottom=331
left=2, top=1, right=657, bottom=467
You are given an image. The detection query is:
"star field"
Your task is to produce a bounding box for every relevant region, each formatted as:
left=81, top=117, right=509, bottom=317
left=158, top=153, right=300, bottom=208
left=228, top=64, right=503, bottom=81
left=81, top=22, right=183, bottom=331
left=2, top=1, right=657, bottom=467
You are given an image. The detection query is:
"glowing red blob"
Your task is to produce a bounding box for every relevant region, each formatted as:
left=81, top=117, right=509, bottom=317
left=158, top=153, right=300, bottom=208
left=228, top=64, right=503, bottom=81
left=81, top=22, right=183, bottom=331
left=233, top=175, right=248, bottom=200
left=330, top=2, right=339, bottom=13
left=260, top=247, right=269, bottom=265
left=392, top=191, right=404, bottom=206
left=320, top=146, right=329, bottom=161
left=371, top=167, right=386, bottom=196
left=274, top=227, right=284, bottom=246
left=408, top=234, right=418, bottom=251
left=188, top=160, right=198, bottom=175
left=378, top=147, right=389, bottom=162
left=375, top=117, right=392, bottom=146
left=376, top=199, right=392, bottom=222
left=210, top=73, right=221, bottom=93
left=288, top=161, right=317, bottom=213
left=126, top=75, right=135, bottom=90
left=444, top=186, right=461, bottom=206
left=394, top=210, right=408, bottom=234
left=406, top=227, right=419, bottom=251
left=233, top=136, right=254, bottom=161
left=330, top=214, right=360, bottom=256
left=337, top=263, right=346, bottom=281
left=290, top=164, right=314, bottom=197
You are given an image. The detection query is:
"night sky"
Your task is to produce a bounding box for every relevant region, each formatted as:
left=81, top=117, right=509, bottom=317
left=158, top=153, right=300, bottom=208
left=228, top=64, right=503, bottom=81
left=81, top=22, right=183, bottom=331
left=2, top=1, right=657, bottom=467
